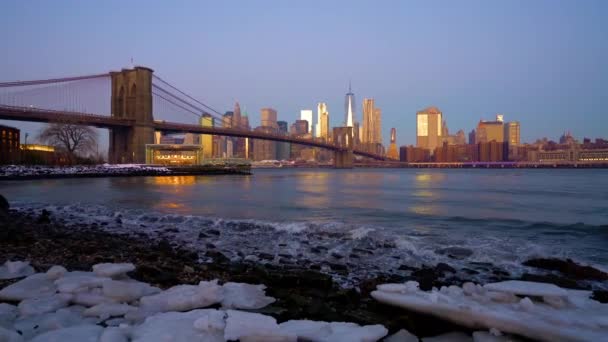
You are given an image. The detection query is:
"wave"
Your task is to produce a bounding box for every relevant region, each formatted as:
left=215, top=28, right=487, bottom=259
left=13, top=202, right=608, bottom=288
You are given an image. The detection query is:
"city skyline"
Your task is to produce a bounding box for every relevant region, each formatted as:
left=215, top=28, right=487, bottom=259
left=1, top=0, right=607, bottom=151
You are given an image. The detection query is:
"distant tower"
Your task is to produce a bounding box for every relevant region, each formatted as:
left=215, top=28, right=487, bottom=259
left=344, top=82, right=355, bottom=128
left=387, top=128, right=399, bottom=159
left=234, top=102, right=242, bottom=129
left=300, top=109, right=313, bottom=135
left=416, top=106, right=443, bottom=152
left=316, top=103, right=328, bottom=138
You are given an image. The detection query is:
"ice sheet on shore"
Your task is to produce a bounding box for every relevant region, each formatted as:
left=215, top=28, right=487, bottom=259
left=372, top=280, right=608, bottom=342
left=221, top=282, right=276, bottom=309
left=0, top=261, right=35, bottom=280
left=138, top=280, right=223, bottom=314
left=0, top=274, right=56, bottom=301
left=131, top=309, right=225, bottom=342
left=279, top=320, right=388, bottom=342
left=92, top=263, right=135, bottom=278
left=29, top=324, right=103, bottom=342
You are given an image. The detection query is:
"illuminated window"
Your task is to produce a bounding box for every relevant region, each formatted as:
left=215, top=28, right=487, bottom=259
left=417, top=114, right=428, bottom=137
left=437, top=114, right=442, bottom=136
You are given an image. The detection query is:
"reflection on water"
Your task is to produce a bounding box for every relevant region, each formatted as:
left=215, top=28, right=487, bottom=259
left=152, top=176, right=196, bottom=186
left=408, top=172, right=445, bottom=216
left=295, top=172, right=330, bottom=208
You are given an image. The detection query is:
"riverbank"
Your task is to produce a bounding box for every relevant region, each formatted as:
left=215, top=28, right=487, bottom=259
left=2, top=203, right=607, bottom=339
left=0, top=164, right=251, bottom=180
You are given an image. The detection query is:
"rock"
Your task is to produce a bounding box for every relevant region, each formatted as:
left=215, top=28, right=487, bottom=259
left=435, top=263, right=456, bottom=274
left=591, top=290, right=608, bottom=303
left=0, top=194, right=9, bottom=213
left=36, top=209, right=51, bottom=224
left=207, top=229, right=220, bottom=236
left=328, top=263, right=348, bottom=271
left=523, top=258, right=608, bottom=281
left=436, top=247, right=473, bottom=259
left=258, top=253, right=275, bottom=261
left=205, top=250, right=230, bottom=264
left=331, top=252, right=344, bottom=259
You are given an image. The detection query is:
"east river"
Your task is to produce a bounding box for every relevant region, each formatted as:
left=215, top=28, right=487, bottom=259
left=3, top=168, right=608, bottom=285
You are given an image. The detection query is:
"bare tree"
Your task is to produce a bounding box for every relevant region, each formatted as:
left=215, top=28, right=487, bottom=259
left=38, top=123, right=98, bottom=163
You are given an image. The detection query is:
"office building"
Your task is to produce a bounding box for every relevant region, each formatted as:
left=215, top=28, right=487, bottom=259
left=387, top=128, right=399, bottom=159
left=276, top=121, right=290, bottom=160
left=476, top=118, right=505, bottom=143
left=199, top=114, right=214, bottom=159
left=416, top=106, right=443, bottom=152
left=316, top=103, right=328, bottom=139
left=344, top=82, right=355, bottom=128
left=505, top=121, right=520, bottom=146
left=291, top=120, right=309, bottom=135
left=300, top=109, right=313, bottom=136
left=261, top=108, right=278, bottom=129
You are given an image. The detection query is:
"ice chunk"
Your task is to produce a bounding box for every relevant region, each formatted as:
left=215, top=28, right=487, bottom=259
left=372, top=281, right=608, bottom=341
left=100, top=326, right=130, bottom=342
left=45, top=265, right=67, bottom=280
left=55, top=272, right=109, bottom=293
left=472, top=331, right=522, bottom=342
left=279, top=320, right=387, bottom=342
left=0, top=273, right=56, bottom=301
left=221, top=282, right=275, bottom=309
left=72, top=289, right=117, bottom=307
left=29, top=324, right=103, bottom=342
left=131, top=309, right=224, bottom=342
left=0, top=303, right=17, bottom=329
left=384, top=329, right=419, bottom=342
left=0, top=261, right=35, bottom=280
left=92, top=263, right=135, bottom=278
left=18, top=293, right=71, bottom=316
left=102, top=279, right=160, bottom=302
left=84, top=303, right=137, bottom=320
left=139, top=280, right=222, bottom=313
left=0, top=326, right=23, bottom=342
left=225, top=310, right=295, bottom=342
left=193, top=310, right=226, bottom=332
left=483, top=281, right=568, bottom=298
left=422, top=332, right=472, bottom=342
left=13, top=308, right=91, bottom=340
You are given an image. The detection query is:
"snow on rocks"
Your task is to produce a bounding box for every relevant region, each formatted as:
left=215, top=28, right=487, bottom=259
left=92, top=263, right=135, bottom=278
left=0, top=164, right=171, bottom=178
left=279, top=320, right=389, bottom=342
left=372, top=280, right=608, bottom=342
left=0, top=261, right=35, bottom=280
left=221, top=282, right=276, bottom=309
left=45, top=266, right=67, bottom=280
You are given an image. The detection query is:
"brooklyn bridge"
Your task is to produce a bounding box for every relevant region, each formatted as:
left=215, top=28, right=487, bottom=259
left=0, top=66, right=390, bottom=168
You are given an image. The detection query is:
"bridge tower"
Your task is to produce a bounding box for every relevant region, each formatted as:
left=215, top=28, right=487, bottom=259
left=108, top=67, right=155, bottom=164
left=333, top=127, right=354, bottom=168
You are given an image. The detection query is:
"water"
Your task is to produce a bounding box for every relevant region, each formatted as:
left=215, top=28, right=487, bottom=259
left=2, top=169, right=608, bottom=286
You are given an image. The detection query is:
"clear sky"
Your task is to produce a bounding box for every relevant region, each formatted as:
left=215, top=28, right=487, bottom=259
left=1, top=0, right=607, bottom=151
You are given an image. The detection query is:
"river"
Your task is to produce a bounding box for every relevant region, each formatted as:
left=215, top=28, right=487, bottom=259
left=3, top=168, right=607, bottom=285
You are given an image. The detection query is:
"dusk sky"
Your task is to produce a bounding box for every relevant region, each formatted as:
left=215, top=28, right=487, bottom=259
left=1, top=0, right=607, bottom=150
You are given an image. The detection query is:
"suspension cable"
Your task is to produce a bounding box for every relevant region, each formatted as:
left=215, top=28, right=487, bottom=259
left=0, top=73, right=110, bottom=88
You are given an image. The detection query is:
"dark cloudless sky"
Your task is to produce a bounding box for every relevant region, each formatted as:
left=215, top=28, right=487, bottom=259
left=1, top=0, right=607, bottom=150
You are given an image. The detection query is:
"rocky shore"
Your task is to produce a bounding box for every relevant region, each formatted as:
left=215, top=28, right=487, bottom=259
left=1, top=196, right=607, bottom=339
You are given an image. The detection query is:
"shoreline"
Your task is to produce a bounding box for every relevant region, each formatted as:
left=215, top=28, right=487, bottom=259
left=2, top=206, right=607, bottom=337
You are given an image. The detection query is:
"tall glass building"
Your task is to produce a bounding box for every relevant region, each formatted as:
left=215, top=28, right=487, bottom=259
left=344, top=82, right=355, bottom=128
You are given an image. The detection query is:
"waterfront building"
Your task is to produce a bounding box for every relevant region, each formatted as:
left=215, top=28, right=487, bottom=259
left=220, top=111, right=234, bottom=158
left=505, top=121, right=520, bottom=146
left=233, top=102, right=242, bottom=129
left=145, top=144, right=203, bottom=165
left=0, top=124, right=20, bottom=164
left=387, top=128, right=399, bottom=159
left=478, top=141, right=508, bottom=162
left=400, top=145, right=430, bottom=162
left=300, top=109, right=313, bottom=136
left=344, top=82, right=355, bottom=128
left=416, top=106, right=443, bottom=152
left=291, top=119, right=309, bottom=135
left=469, top=129, right=476, bottom=144
left=476, top=117, right=505, bottom=144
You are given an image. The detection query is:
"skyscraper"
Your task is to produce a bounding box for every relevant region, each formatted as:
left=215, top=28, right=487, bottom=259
left=300, top=109, right=313, bottom=135
left=276, top=121, right=290, bottom=160
left=505, top=121, right=520, bottom=146
left=361, top=98, right=383, bottom=153
left=316, top=103, right=328, bottom=138
left=200, top=113, right=214, bottom=159
left=416, top=106, right=443, bottom=152
left=387, top=128, right=399, bottom=159
left=261, top=108, right=278, bottom=129
left=234, top=102, right=242, bottom=129
left=344, top=82, right=355, bottom=128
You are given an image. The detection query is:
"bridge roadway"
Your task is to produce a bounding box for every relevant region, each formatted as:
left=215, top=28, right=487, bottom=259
left=0, top=105, right=390, bottom=161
